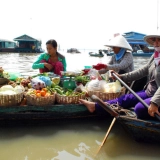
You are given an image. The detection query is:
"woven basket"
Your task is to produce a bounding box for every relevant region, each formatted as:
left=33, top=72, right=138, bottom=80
left=25, top=93, right=56, bottom=106
left=56, top=93, right=86, bottom=104
left=88, top=87, right=125, bottom=101
left=0, top=93, right=24, bottom=107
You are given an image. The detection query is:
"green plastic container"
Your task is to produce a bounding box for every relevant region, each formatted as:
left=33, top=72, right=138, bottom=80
left=62, top=78, right=76, bottom=90
left=84, top=66, right=92, bottom=69
left=8, top=72, right=21, bottom=81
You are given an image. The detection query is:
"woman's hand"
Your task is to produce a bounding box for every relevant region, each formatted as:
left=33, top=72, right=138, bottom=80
left=44, top=63, right=53, bottom=70
left=109, top=70, right=121, bottom=80
left=98, top=68, right=107, bottom=74
left=148, top=102, right=160, bottom=117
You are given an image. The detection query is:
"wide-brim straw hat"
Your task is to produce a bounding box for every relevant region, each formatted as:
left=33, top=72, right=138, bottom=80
left=144, top=35, right=160, bottom=46
left=104, top=35, right=133, bottom=51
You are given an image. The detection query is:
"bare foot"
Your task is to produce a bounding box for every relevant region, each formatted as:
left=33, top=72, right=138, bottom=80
left=79, top=99, right=95, bottom=113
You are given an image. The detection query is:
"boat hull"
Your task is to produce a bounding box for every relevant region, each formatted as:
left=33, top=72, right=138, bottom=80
left=0, top=104, right=109, bottom=121
left=89, top=52, right=104, bottom=57
left=118, top=115, right=160, bottom=143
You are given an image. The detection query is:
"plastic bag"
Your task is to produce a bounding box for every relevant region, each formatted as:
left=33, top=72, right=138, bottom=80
left=86, top=79, right=107, bottom=92
left=38, top=76, right=52, bottom=87
left=31, top=77, right=46, bottom=90
left=103, top=80, right=122, bottom=93
left=101, top=71, right=109, bottom=82
left=87, top=69, right=102, bottom=80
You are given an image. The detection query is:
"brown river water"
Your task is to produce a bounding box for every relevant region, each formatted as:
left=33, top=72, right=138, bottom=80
left=0, top=52, right=159, bottom=160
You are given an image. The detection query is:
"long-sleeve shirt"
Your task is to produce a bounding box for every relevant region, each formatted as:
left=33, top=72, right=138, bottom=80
left=121, top=55, right=160, bottom=106
left=99, top=51, right=134, bottom=74
left=32, top=52, right=67, bottom=71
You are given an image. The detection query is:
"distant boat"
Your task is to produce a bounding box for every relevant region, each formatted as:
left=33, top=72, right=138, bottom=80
left=89, top=50, right=104, bottom=57
left=67, top=48, right=81, bottom=53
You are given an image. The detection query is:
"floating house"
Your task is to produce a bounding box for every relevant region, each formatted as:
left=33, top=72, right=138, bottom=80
left=123, top=31, right=154, bottom=53
left=0, top=39, right=16, bottom=52
left=0, top=34, right=44, bottom=53
left=14, top=34, right=44, bottom=53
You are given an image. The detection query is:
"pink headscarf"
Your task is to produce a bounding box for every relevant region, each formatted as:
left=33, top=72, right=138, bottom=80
left=154, top=51, right=160, bottom=66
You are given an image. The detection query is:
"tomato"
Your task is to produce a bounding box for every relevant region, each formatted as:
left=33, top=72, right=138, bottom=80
left=36, top=90, right=41, bottom=93
left=40, top=90, right=46, bottom=97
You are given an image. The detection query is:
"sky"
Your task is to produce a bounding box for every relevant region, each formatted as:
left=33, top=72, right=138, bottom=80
left=0, top=0, right=160, bottom=50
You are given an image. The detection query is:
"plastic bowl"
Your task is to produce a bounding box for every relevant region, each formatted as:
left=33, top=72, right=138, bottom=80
left=84, top=66, right=92, bottom=69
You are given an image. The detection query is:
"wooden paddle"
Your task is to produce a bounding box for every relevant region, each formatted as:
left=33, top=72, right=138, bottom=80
left=111, top=72, right=160, bottom=121
left=91, top=95, right=119, bottom=156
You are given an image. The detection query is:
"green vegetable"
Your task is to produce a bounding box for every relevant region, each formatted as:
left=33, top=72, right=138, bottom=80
left=74, top=75, right=90, bottom=84
left=54, top=88, right=64, bottom=95
left=32, top=72, right=48, bottom=78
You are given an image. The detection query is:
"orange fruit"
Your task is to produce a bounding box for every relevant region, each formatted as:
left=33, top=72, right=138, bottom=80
left=36, top=93, right=41, bottom=97
left=40, top=90, right=46, bottom=97
left=45, top=93, right=51, bottom=97
left=36, top=90, right=41, bottom=93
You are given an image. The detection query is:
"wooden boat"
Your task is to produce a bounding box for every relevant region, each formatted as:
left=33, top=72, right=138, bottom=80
left=91, top=95, right=160, bottom=144
left=67, top=48, right=81, bottom=53
left=89, top=52, right=104, bottom=57
left=118, top=113, right=160, bottom=143
left=0, top=103, right=108, bottom=121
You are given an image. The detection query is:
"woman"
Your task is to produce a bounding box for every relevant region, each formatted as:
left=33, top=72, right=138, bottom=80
left=99, top=35, right=134, bottom=74
left=32, top=39, right=67, bottom=76
left=79, top=34, right=160, bottom=119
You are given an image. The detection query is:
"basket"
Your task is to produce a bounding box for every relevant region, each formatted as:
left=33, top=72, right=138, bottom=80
left=56, top=93, right=86, bottom=104
left=0, top=93, right=24, bottom=107
left=25, top=93, right=56, bottom=106
left=88, top=87, right=125, bottom=101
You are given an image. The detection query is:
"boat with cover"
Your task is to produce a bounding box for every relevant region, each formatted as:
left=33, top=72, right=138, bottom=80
left=89, top=50, right=104, bottom=57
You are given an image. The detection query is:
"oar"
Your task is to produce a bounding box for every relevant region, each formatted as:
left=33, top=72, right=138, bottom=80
left=91, top=95, right=119, bottom=156
left=111, top=72, right=160, bottom=121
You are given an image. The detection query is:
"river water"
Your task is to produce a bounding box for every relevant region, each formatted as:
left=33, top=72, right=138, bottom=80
left=0, top=52, right=159, bottom=160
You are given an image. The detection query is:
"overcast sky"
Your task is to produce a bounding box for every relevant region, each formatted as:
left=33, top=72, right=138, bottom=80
left=0, top=0, right=160, bottom=50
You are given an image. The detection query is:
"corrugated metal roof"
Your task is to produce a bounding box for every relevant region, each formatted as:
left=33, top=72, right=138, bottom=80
left=0, top=39, right=15, bottom=43
left=14, top=34, right=40, bottom=41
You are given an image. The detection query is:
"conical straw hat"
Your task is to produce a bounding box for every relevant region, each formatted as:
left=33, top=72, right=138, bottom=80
left=144, top=35, right=160, bottom=46
left=104, top=35, right=133, bottom=51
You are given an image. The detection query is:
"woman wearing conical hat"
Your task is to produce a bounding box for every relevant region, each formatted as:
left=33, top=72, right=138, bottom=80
left=99, top=34, right=134, bottom=74
left=79, top=34, right=160, bottom=119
